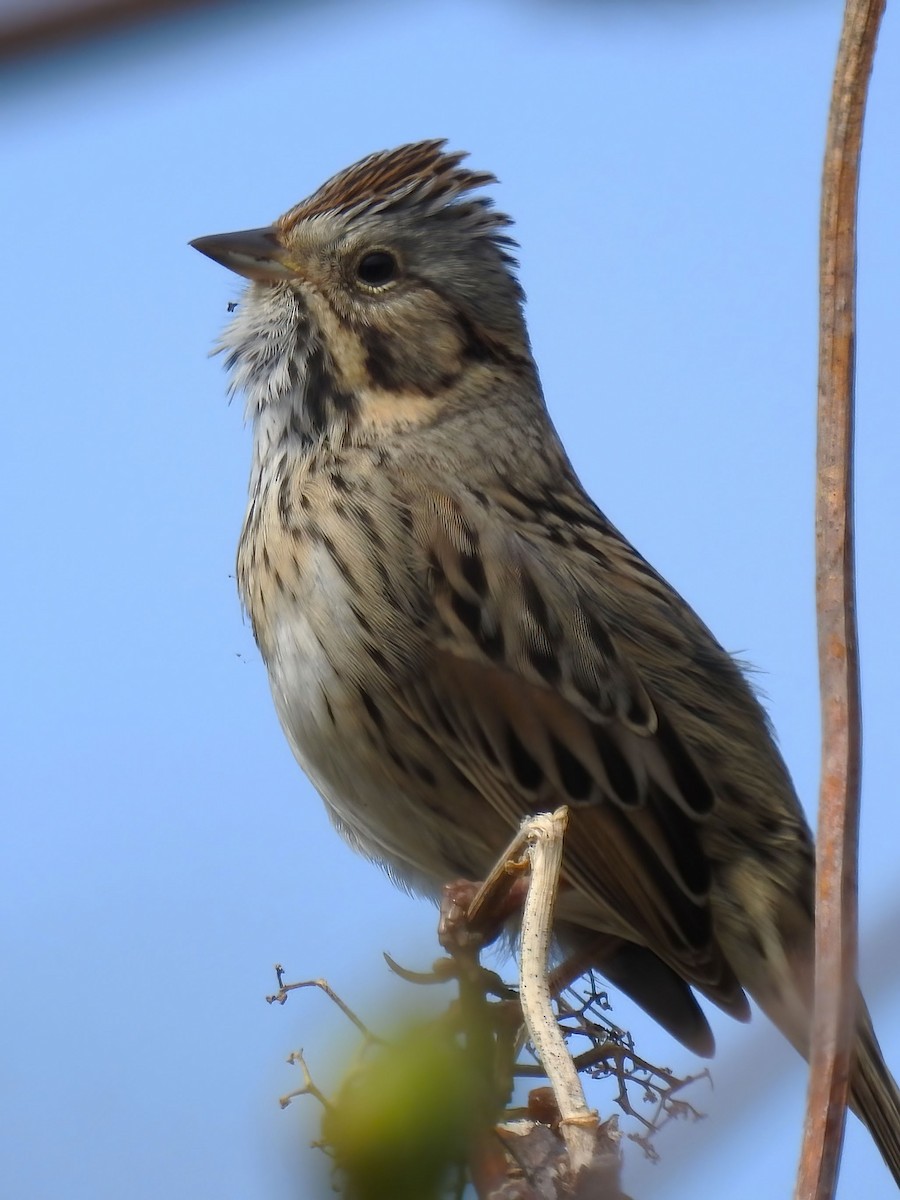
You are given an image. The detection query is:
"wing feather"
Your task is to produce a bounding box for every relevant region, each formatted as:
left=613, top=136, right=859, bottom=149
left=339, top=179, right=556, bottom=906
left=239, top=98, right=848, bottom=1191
left=395, top=477, right=751, bottom=1021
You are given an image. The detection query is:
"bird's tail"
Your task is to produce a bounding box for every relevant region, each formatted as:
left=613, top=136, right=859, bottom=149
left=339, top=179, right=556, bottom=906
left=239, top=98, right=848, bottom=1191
left=851, top=1007, right=900, bottom=1188
left=744, top=949, right=900, bottom=1186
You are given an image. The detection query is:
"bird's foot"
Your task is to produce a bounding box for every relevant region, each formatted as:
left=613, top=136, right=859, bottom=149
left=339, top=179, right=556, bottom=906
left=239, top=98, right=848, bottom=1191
left=438, top=868, right=531, bottom=956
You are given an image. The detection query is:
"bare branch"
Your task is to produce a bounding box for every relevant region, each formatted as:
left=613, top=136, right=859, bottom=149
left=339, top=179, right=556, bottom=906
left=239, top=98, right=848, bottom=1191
left=796, top=1, right=885, bottom=1197
left=279, top=1047, right=333, bottom=1111
left=266, top=966, right=380, bottom=1044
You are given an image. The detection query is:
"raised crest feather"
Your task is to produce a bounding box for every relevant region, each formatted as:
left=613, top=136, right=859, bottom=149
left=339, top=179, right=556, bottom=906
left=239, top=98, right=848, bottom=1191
left=276, top=138, right=514, bottom=242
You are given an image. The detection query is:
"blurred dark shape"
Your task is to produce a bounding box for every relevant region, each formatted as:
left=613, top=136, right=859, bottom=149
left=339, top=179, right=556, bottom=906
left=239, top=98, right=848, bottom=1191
left=0, top=0, right=816, bottom=68
left=0, top=0, right=321, bottom=65
left=1, top=0, right=212, bottom=60
left=528, top=0, right=809, bottom=5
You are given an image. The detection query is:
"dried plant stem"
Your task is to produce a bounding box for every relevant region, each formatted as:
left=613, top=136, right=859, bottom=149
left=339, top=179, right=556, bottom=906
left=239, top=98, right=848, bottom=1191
left=796, top=2, right=884, bottom=1198
left=518, top=808, right=599, bottom=1175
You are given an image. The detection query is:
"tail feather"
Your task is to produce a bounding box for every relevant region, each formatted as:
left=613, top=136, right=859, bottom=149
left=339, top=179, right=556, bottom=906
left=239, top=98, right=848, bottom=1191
left=851, top=1009, right=900, bottom=1188
left=723, top=937, right=900, bottom=1186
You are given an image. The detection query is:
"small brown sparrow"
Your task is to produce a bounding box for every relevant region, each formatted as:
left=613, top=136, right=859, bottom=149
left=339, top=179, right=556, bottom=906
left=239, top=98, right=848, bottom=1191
left=192, top=139, right=900, bottom=1181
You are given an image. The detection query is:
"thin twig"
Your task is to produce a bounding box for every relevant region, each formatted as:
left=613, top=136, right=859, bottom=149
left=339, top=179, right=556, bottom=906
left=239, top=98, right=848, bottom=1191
left=795, top=2, right=884, bottom=1198
left=279, top=1048, right=332, bottom=1111
left=266, top=967, right=379, bottom=1043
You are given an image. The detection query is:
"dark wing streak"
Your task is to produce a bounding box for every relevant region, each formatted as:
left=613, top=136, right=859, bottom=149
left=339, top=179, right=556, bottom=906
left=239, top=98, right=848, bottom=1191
left=393, top=667, right=726, bottom=1055
left=405, top=480, right=750, bottom=1020
left=397, top=650, right=747, bottom=1019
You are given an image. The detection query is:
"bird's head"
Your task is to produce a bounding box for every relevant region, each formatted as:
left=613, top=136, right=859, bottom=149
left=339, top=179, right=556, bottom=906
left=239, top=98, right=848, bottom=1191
left=191, top=140, right=533, bottom=442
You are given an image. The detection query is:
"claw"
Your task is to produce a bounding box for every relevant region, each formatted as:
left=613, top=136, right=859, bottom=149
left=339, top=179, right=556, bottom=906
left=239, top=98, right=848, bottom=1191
left=382, top=951, right=458, bottom=985
left=382, top=950, right=517, bottom=1002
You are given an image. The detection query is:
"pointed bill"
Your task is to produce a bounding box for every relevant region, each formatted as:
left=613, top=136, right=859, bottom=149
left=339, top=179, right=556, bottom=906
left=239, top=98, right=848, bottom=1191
left=190, top=226, right=295, bottom=282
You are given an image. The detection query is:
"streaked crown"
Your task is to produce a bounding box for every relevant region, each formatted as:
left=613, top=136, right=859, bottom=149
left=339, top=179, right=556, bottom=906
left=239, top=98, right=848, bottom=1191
left=277, top=139, right=511, bottom=240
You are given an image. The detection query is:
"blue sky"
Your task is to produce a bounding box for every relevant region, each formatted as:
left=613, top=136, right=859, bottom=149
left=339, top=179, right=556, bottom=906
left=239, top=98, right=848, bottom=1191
left=3, top=2, right=899, bottom=1196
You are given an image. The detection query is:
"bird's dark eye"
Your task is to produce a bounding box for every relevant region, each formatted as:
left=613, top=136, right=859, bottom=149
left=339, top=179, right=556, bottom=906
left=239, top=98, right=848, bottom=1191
left=356, top=250, right=398, bottom=288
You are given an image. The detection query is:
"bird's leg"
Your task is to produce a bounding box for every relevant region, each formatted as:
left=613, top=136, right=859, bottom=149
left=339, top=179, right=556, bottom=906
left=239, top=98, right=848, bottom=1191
left=438, top=868, right=531, bottom=955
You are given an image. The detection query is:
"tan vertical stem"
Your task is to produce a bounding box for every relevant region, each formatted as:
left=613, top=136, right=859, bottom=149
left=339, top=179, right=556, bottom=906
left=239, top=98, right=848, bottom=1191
left=794, top=2, right=884, bottom=1198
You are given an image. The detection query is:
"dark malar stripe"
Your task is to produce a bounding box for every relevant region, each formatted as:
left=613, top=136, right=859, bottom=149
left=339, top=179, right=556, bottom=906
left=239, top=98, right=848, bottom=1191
left=359, top=323, right=460, bottom=399
left=360, top=325, right=400, bottom=392
left=303, top=347, right=331, bottom=435
left=296, top=345, right=359, bottom=438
